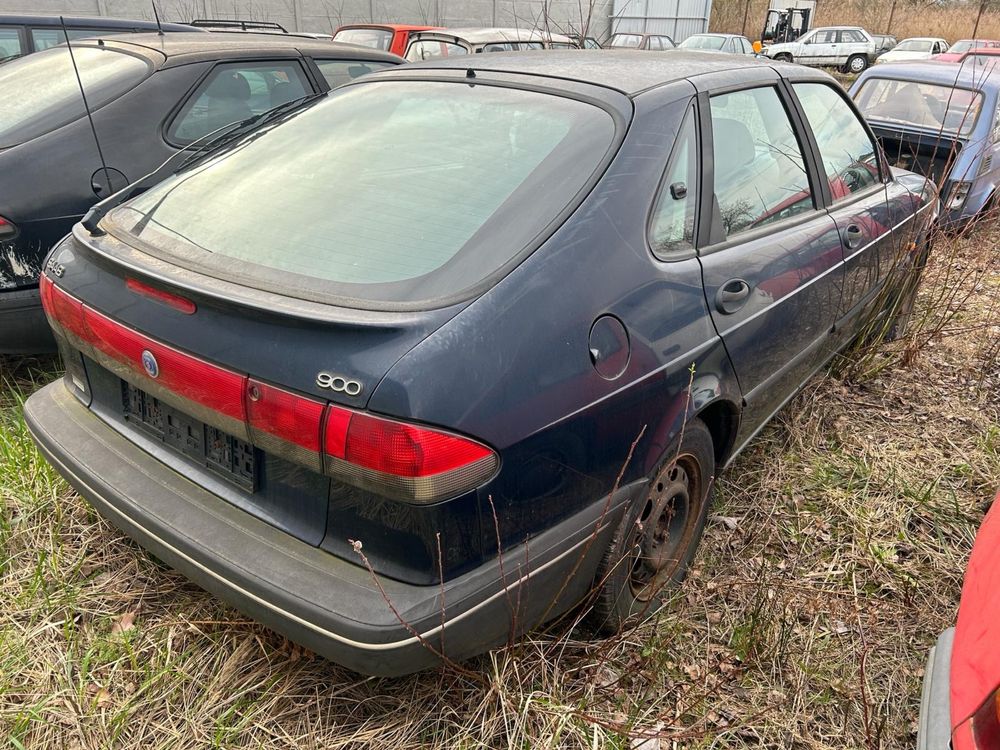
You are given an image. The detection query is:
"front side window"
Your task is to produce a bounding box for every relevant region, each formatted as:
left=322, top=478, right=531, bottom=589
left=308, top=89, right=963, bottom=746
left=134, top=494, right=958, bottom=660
left=167, top=61, right=311, bottom=145
left=0, top=45, right=150, bottom=148
left=0, top=27, right=23, bottom=62
left=331, top=27, right=393, bottom=50
left=650, top=108, right=698, bottom=255
left=854, top=78, right=983, bottom=137
left=405, top=40, right=468, bottom=61
left=796, top=83, right=880, bottom=200
left=810, top=31, right=836, bottom=44
left=113, top=81, right=617, bottom=307
left=652, top=36, right=674, bottom=49
left=315, top=59, right=395, bottom=89
left=709, top=87, right=813, bottom=238
left=608, top=33, right=642, bottom=49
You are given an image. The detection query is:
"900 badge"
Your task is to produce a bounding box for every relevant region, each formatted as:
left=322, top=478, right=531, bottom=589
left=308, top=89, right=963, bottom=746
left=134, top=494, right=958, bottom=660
left=316, top=372, right=363, bottom=397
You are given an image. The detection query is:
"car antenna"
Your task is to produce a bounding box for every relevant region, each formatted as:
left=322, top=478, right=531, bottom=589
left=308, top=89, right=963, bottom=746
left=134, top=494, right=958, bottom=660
left=151, top=1, right=165, bottom=36
left=60, top=15, right=113, bottom=223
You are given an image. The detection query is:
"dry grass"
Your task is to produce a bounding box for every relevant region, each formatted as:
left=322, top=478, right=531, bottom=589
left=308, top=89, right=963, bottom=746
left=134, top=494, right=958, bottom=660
left=1, top=226, right=997, bottom=748
left=711, top=0, right=1000, bottom=43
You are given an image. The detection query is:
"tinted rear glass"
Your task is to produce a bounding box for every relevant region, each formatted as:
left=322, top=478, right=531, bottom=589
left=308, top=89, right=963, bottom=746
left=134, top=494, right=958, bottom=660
left=111, top=81, right=617, bottom=308
left=0, top=45, right=150, bottom=148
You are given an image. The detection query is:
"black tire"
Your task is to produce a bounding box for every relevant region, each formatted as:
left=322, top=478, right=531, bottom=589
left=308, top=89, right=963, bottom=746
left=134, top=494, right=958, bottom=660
left=847, top=54, right=868, bottom=74
left=590, top=419, right=715, bottom=633
left=886, top=237, right=932, bottom=341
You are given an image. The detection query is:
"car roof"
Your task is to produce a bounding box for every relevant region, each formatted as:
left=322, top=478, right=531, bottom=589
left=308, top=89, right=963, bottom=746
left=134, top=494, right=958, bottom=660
left=69, top=31, right=401, bottom=64
left=857, top=60, right=1000, bottom=90
left=0, top=13, right=198, bottom=32
left=411, top=27, right=574, bottom=44
left=395, top=49, right=827, bottom=95
left=336, top=23, right=438, bottom=32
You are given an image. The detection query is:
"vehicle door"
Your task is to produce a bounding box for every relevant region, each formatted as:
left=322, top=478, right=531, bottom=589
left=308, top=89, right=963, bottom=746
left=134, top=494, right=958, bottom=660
left=838, top=29, right=868, bottom=63
left=692, top=76, right=845, bottom=443
left=801, top=30, right=835, bottom=65
left=790, top=80, right=904, bottom=344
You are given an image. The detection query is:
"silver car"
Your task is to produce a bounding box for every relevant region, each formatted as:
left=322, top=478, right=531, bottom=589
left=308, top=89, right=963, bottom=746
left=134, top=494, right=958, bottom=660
left=764, top=26, right=876, bottom=73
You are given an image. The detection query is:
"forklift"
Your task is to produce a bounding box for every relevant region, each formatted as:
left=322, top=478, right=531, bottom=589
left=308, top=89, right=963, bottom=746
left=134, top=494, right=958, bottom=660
left=759, top=1, right=815, bottom=47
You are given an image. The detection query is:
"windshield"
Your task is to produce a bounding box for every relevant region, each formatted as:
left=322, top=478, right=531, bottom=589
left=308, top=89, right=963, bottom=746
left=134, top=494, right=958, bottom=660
left=854, top=78, right=983, bottom=137
left=110, top=81, right=617, bottom=308
left=332, top=28, right=393, bottom=50
left=680, top=35, right=726, bottom=50
left=894, top=39, right=933, bottom=52
left=608, top=34, right=641, bottom=48
left=0, top=45, right=150, bottom=148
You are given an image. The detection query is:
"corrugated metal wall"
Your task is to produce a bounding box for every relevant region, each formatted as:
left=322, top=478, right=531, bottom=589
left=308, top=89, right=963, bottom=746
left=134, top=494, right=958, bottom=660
left=611, top=0, right=711, bottom=41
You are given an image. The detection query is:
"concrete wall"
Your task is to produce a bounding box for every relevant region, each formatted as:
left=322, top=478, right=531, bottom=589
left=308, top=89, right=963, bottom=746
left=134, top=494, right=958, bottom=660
left=0, top=0, right=619, bottom=40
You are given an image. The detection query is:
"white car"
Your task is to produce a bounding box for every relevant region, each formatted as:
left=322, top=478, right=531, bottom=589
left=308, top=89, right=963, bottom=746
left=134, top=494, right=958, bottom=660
left=876, top=37, right=949, bottom=64
left=764, top=26, right=876, bottom=74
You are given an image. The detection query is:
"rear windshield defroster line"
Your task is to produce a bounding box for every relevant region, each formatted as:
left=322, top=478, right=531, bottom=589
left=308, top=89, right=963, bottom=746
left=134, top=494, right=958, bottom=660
left=106, top=78, right=621, bottom=311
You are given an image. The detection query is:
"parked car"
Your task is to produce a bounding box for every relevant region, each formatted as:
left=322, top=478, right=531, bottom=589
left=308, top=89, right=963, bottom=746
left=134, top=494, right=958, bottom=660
left=26, top=50, right=936, bottom=676
left=606, top=31, right=675, bottom=50
left=950, top=47, right=1000, bottom=67
left=763, top=25, right=876, bottom=73
left=934, top=38, right=1000, bottom=61
left=678, top=33, right=755, bottom=55
left=0, top=33, right=400, bottom=353
left=876, top=37, right=949, bottom=64
left=333, top=23, right=439, bottom=57
left=0, top=13, right=201, bottom=63
left=851, top=61, right=1000, bottom=226
left=872, top=33, right=898, bottom=57
left=916, top=492, right=1000, bottom=750
left=404, top=27, right=577, bottom=59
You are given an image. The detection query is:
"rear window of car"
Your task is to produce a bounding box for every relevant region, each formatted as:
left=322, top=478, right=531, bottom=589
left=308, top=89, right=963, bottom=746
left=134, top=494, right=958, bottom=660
left=405, top=40, right=468, bottom=60
left=110, top=81, right=618, bottom=309
left=854, top=78, right=983, bottom=137
left=0, top=45, right=150, bottom=149
left=332, top=28, right=393, bottom=50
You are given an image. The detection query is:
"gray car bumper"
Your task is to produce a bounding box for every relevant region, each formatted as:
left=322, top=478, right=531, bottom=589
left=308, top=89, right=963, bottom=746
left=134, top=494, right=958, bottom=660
left=24, top=381, right=631, bottom=676
left=0, top=286, right=55, bottom=354
left=917, top=627, right=955, bottom=750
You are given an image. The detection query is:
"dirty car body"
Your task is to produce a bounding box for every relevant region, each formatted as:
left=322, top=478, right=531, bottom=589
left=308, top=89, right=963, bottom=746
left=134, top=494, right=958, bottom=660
left=851, top=62, right=1000, bottom=226
left=26, top=52, right=936, bottom=676
left=0, top=32, right=400, bottom=354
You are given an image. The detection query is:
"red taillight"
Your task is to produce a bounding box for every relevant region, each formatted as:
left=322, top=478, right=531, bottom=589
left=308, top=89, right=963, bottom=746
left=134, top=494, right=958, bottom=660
left=40, top=274, right=89, bottom=342
left=0, top=215, right=17, bottom=240
left=324, top=408, right=497, bottom=503
left=247, top=379, right=325, bottom=471
left=126, top=278, right=196, bottom=315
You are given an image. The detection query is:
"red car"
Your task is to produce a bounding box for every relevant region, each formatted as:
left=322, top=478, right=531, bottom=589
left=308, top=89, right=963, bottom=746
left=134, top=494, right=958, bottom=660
left=332, top=23, right=439, bottom=57
left=918, top=492, right=1000, bottom=749
left=933, top=39, right=1000, bottom=62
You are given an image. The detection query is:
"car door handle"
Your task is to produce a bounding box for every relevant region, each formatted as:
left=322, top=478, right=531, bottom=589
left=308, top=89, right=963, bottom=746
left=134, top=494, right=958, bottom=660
left=844, top=224, right=864, bottom=250
left=715, top=279, right=751, bottom=314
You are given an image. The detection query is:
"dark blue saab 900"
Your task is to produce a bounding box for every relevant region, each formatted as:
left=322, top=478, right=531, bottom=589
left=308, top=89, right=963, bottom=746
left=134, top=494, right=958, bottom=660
left=25, top=51, right=936, bottom=676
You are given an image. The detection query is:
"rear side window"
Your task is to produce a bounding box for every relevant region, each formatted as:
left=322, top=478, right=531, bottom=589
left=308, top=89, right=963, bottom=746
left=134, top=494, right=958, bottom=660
left=332, top=28, right=393, bottom=50
left=406, top=40, right=468, bottom=60
left=31, top=27, right=120, bottom=50
left=710, top=87, right=813, bottom=238
left=0, top=27, right=23, bottom=62
left=0, top=45, right=150, bottom=149
left=167, top=61, right=311, bottom=145
left=650, top=108, right=698, bottom=255
left=314, top=59, right=395, bottom=88
left=840, top=30, right=864, bottom=43
left=114, top=81, right=617, bottom=308
left=795, top=83, right=880, bottom=200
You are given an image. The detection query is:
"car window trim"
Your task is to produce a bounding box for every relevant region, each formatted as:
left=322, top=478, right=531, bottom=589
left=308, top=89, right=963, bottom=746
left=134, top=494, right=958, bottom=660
left=695, top=82, right=830, bottom=254
left=787, top=79, right=893, bottom=211
left=162, top=56, right=316, bottom=149
left=646, top=100, right=700, bottom=262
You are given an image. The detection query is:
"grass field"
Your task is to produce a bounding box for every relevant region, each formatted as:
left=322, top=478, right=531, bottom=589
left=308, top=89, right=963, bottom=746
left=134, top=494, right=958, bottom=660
left=2, top=225, right=997, bottom=748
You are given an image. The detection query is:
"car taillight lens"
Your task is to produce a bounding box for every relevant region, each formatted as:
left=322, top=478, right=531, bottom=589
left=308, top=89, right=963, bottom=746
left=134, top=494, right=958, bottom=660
left=0, top=215, right=17, bottom=240
left=325, top=408, right=497, bottom=503
left=949, top=181, right=972, bottom=210
left=42, top=276, right=497, bottom=504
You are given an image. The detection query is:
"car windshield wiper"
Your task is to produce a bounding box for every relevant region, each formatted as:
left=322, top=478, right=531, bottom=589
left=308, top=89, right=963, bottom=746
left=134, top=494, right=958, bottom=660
left=82, top=91, right=325, bottom=235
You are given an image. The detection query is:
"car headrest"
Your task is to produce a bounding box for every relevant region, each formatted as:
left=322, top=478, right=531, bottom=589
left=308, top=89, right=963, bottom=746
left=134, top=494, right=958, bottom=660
left=713, top=117, right=755, bottom=169
left=210, top=71, right=251, bottom=101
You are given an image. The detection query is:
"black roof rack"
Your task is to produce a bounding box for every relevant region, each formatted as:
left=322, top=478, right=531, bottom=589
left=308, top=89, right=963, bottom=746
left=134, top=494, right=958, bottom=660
left=190, top=19, right=288, bottom=32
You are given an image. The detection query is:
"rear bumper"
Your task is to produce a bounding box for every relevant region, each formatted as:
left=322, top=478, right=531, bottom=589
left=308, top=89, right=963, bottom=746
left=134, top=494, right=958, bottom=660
left=0, top=286, right=55, bottom=354
left=25, top=381, right=630, bottom=676
left=917, top=627, right=955, bottom=750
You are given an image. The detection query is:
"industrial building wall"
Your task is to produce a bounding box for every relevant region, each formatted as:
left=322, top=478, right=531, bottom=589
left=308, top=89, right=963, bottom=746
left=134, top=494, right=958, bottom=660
left=0, top=0, right=619, bottom=40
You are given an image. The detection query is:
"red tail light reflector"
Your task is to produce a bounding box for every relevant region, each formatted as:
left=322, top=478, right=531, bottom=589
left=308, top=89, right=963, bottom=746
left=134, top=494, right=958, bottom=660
left=40, top=274, right=89, bottom=342
left=126, top=277, right=196, bottom=314
left=247, top=379, right=325, bottom=471
left=324, top=408, right=497, bottom=503
left=0, top=215, right=17, bottom=240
